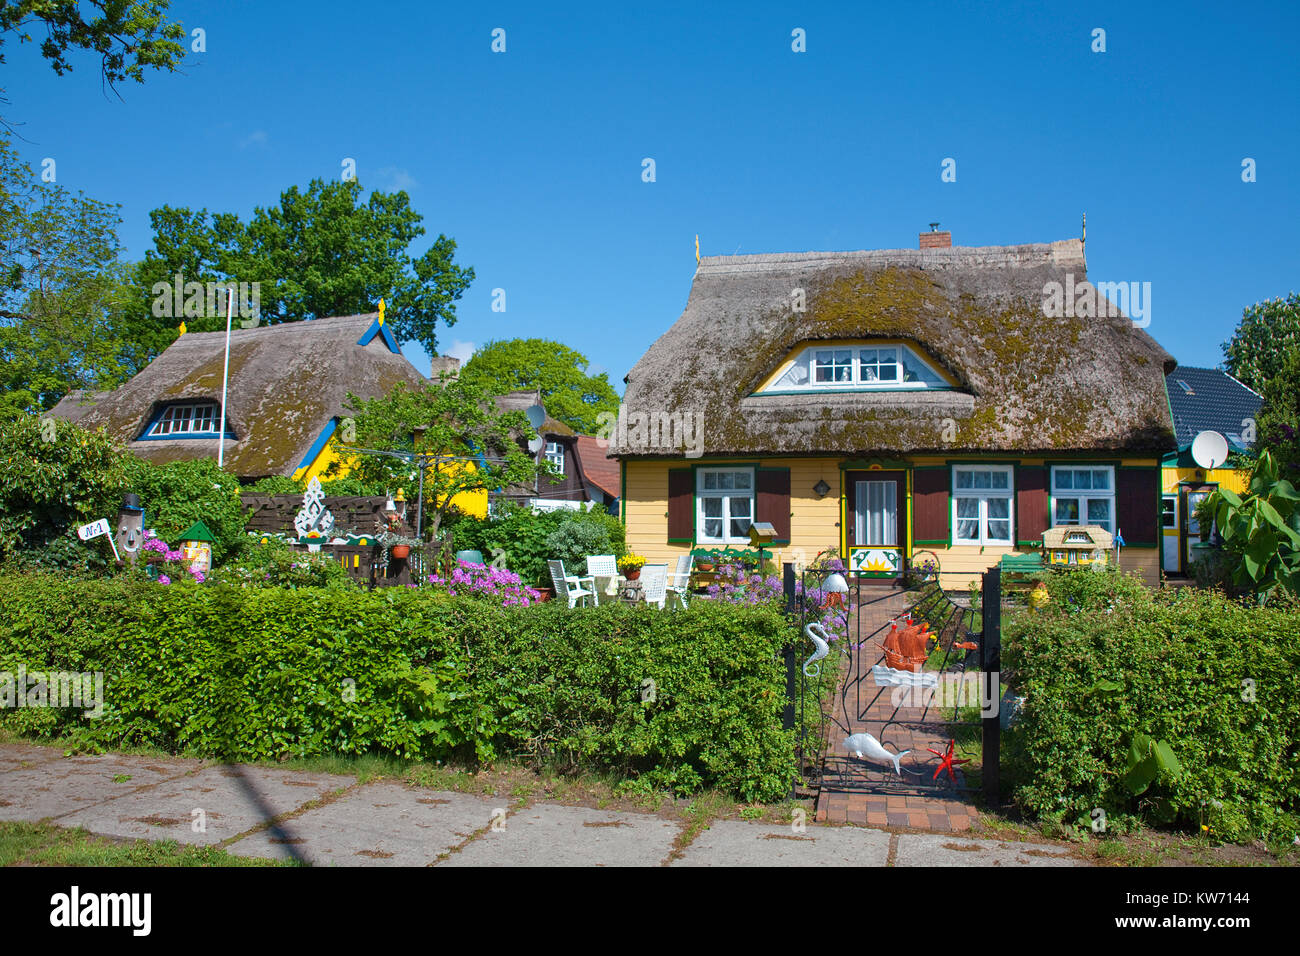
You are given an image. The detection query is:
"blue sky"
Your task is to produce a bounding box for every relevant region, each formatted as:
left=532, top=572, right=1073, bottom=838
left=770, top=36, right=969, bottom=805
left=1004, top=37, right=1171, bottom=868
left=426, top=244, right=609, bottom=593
left=8, top=0, right=1298, bottom=387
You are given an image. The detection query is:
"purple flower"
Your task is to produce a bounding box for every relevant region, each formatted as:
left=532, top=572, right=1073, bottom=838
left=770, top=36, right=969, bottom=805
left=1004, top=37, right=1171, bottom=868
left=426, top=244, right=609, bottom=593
left=157, top=574, right=171, bottom=585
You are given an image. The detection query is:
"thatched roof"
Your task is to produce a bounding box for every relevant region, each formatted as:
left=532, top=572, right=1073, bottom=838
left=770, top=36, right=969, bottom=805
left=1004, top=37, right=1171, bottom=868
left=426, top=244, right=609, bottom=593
left=614, top=240, right=1176, bottom=458
left=49, top=314, right=431, bottom=478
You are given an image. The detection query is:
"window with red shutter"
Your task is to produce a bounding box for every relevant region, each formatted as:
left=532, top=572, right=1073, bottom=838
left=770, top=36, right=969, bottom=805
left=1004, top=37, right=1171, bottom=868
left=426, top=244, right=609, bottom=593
left=912, top=467, right=950, bottom=545
left=1116, top=467, right=1160, bottom=546
left=755, top=468, right=791, bottom=544
left=1016, top=466, right=1049, bottom=546
left=667, top=468, right=693, bottom=543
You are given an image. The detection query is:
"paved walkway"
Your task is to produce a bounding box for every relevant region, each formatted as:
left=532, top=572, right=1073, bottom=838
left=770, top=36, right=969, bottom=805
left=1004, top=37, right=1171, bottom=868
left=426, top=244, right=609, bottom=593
left=815, top=589, right=983, bottom=833
left=0, top=744, right=1080, bottom=867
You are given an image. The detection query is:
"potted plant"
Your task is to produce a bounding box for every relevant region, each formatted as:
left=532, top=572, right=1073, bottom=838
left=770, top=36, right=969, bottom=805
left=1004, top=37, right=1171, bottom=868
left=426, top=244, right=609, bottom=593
left=618, top=553, right=646, bottom=581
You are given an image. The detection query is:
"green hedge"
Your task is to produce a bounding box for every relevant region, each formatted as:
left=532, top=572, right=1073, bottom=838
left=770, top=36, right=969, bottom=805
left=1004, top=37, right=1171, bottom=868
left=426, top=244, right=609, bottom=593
left=0, top=575, right=795, bottom=801
left=1004, top=573, right=1300, bottom=842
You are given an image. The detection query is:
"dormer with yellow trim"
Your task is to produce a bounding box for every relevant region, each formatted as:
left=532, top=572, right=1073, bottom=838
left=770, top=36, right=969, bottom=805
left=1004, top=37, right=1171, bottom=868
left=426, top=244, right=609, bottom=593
left=753, top=339, right=958, bottom=395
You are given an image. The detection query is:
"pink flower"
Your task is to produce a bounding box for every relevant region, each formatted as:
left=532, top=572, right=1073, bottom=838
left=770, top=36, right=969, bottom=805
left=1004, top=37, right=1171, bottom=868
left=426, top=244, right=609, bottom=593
left=158, top=574, right=171, bottom=585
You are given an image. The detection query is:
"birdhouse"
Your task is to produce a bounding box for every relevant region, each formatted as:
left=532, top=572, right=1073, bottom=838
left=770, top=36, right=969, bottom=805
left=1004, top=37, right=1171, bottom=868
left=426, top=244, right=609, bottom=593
left=1042, top=525, right=1114, bottom=567
left=178, top=520, right=217, bottom=576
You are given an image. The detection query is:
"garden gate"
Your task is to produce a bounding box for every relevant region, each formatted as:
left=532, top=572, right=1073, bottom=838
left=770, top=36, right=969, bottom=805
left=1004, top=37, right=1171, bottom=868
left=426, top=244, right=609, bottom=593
left=784, top=564, right=1002, bottom=805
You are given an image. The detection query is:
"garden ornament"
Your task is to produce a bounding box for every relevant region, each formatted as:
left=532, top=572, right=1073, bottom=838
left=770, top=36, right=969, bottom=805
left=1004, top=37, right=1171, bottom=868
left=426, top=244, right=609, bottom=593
left=821, top=572, right=849, bottom=610
left=842, top=733, right=913, bottom=776
left=1028, top=580, right=1050, bottom=612
left=114, top=494, right=145, bottom=565
left=926, top=739, right=971, bottom=782
left=803, top=622, right=830, bottom=676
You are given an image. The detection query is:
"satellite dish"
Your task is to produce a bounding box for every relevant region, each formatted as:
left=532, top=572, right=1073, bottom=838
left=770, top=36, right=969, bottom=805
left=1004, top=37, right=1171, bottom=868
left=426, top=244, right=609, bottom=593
left=524, top=405, right=546, bottom=429
left=528, top=437, right=545, bottom=454
left=1191, top=430, right=1229, bottom=470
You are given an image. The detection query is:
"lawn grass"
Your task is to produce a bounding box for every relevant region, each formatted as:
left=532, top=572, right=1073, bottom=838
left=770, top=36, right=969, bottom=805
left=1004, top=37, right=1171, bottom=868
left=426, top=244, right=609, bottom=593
left=0, top=821, right=294, bottom=867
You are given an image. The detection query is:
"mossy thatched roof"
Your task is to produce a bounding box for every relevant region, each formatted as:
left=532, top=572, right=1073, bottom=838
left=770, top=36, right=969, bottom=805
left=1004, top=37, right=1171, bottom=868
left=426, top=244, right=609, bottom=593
left=50, top=314, right=431, bottom=478
left=614, top=240, right=1176, bottom=458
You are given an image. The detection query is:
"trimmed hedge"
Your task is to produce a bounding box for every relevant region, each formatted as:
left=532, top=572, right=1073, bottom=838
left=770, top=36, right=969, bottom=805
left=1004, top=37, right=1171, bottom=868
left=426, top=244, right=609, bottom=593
left=1004, top=571, right=1300, bottom=842
left=0, top=575, right=795, bottom=801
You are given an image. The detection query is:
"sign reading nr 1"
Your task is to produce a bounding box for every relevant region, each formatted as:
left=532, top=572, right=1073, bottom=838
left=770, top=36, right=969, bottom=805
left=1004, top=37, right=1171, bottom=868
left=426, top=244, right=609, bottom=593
left=77, top=519, right=111, bottom=541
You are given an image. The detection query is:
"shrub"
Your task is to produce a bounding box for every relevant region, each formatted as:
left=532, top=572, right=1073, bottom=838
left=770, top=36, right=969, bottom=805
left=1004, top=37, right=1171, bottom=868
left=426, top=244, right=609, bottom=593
left=208, top=538, right=356, bottom=590
left=1003, top=582, right=1300, bottom=843
left=448, top=504, right=626, bottom=587
left=0, top=575, right=796, bottom=801
left=425, top=561, right=542, bottom=607
left=545, top=517, right=615, bottom=570
left=122, top=457, right=248, bottom=563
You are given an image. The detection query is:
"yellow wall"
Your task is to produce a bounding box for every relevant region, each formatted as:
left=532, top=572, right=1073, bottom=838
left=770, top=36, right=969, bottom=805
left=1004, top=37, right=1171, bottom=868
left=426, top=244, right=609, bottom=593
left=1162, top=465, right=1251, bottom=495
left=624, top=455, right=1163, bottom=590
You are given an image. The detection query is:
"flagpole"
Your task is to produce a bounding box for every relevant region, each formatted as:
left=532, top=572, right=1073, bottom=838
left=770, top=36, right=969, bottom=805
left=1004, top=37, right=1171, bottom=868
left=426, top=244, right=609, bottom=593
left=218, top=287, right=233, bottom=468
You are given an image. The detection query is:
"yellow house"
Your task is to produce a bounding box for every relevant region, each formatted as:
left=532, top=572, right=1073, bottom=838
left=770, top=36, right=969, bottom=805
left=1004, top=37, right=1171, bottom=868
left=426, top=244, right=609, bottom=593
left=1160, top=367, right=1262, bottom=575
left=612, top=233, right=1176, bottom=590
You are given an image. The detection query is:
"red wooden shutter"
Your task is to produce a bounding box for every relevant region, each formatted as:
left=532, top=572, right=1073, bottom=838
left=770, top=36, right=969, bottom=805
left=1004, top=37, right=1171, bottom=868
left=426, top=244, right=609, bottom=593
left=755, top=468, right=791, bottom=543
left=1016, top=466, right=1049, bottom=546
left=667, top=468, right=693, bottom=543
left=1116, top=467, right=1159, bottom=546
left=912, top=467, right=949, bottom=545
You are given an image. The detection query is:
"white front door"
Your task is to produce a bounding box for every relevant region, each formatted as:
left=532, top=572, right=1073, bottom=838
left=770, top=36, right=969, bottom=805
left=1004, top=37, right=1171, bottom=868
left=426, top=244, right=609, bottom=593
left=1161, top=495, right=1179, bottom=572
left=1184, top=490, right=1211, bottom=570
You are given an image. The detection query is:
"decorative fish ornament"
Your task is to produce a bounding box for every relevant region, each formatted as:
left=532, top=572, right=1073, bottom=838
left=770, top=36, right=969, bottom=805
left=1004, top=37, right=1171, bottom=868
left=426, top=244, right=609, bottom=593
left=843, top=733, right=911, bottom=775
left=803, top=622, right=830, bottom=676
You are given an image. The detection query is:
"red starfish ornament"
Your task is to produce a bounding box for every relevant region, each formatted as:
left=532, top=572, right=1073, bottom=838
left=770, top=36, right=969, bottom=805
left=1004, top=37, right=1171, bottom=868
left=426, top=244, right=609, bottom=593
left=926, top=739, right=971, bottom=782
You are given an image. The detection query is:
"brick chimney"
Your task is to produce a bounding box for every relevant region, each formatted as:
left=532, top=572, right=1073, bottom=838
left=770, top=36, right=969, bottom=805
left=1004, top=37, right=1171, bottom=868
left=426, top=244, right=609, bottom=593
left=919, top=224, right=952, bottom=249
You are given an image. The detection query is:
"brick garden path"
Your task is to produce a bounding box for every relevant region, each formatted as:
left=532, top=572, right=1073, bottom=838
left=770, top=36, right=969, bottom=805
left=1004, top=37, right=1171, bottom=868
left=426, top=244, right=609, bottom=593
left=813, top=589, right=982, bottom=833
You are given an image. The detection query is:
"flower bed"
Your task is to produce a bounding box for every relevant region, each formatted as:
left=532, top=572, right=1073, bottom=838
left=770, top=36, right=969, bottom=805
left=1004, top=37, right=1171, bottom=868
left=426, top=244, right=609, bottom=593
left=426, top=561, right=542, bottom=607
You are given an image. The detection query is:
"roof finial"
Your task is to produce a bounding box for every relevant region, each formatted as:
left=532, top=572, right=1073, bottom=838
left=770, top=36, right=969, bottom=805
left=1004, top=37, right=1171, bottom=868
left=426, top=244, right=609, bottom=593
left=177, top=320, right=186, bottom=336
left=695, top=234, right=700, bottom=265
left=378, top=298, right=385, bottom=325
left=929, top=222, right=940, bottom=232
left=1081, top=213, right=1086, bottom=247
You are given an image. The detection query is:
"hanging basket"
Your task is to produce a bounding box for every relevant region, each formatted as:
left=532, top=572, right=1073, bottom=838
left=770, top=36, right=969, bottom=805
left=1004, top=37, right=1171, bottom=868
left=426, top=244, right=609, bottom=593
left=390, top=545, right=410, bottom=560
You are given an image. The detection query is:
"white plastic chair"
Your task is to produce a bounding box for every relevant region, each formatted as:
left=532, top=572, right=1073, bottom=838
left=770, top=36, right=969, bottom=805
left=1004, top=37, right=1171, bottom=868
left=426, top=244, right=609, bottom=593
left=665, top=553, right=693, bottom=609
left=548, top=560, right=595, bottom=608
left=640, top=564, right=668, bottom=609
left=586, top=554, right=619, bottom=605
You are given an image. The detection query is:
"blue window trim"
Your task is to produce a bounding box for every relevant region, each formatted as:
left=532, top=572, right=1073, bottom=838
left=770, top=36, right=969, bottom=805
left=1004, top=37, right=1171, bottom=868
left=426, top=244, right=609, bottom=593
left=356, top=318, right=400, bottom=354
left=296, top=417, right=340, bottom=472
left=136, top=402, right=235, bottom=441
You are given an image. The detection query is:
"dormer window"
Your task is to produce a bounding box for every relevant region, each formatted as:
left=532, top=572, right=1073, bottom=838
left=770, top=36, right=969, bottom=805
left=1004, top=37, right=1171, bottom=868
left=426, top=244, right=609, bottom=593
left=544, top=441, right=565, bottom=474
left=767, top=342, right=950, bottom=393
left=144, top=402, right=227, bottom=438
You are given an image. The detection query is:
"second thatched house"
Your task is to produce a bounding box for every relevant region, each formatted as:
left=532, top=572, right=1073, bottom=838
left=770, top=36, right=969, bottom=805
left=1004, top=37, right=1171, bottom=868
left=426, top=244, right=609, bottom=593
left=611, top=232, right=1177, bottom=588
left=50, top=312, right=449, bottom=482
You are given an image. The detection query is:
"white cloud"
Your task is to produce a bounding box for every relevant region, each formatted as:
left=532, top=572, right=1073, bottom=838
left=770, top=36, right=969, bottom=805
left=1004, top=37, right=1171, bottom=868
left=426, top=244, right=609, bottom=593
left=239, top=130, right=268, bottom=149
left=446, top=339, right=476, bottom=364
left=376, top=166, right=419, bottom=191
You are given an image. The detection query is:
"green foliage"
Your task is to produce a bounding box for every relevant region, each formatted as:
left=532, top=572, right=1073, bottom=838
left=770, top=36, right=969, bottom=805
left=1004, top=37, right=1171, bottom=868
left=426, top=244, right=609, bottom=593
left=122, top=457, right=248, bottom=563
left=337, top=376, right=541, bottom=538
left=128, top=179, right=474, bottom=361
left=1003, top=583, right=1300, bottom=843
left=544, top=516, right=618, bottom=570
left=0, top=413, right=127, bottom=564
left=461, top=338, right=620, bottom=434
left=208, top=538, right=355, bottom=590
left=1255, top=344, right=1300, bottom=481
left=1222, top=292, right=1300, bottom=395
left=1203, top=449, right=1300, bottom=603
left=0, top=136, right=136, bottom=417
left=448, top=504, right=626, bottom=587
left=0, top=576, right=796, bottom=801
left=245, top=475, right=301, bottom=496
left=0, top=1, right=185, bottom=116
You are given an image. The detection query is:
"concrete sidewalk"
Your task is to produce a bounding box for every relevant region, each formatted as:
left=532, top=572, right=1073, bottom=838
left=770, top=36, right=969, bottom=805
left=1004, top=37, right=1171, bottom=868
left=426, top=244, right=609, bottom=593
left=0, top=744, right=1083, bottom=867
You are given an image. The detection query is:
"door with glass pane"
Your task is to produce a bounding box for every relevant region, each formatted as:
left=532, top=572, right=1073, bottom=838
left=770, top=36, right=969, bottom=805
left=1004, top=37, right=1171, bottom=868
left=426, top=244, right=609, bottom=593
left=845, top=470, right=904, bottom=580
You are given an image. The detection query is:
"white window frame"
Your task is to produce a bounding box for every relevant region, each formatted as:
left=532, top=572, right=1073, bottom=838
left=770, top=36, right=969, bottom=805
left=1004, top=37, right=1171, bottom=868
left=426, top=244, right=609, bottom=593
left=1050, top=465, right=1116, bottom=533
left=147, top=402, right=223, bottom=437
left=696, top=467, right=755, bottom=545
left=769, top=343, right=948, bottom=392
left=544, top=440, right=565, bottom=474
left=950, top=465, right=1014, bottom=546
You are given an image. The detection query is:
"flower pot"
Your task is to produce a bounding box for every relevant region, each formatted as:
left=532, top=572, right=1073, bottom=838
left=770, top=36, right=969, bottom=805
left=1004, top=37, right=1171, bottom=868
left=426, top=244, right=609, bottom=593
left=697, top=562, right=715, bottom=573
left=391, top=545, right=410, bottom=560
left=623, top=569, right=642, bottom=581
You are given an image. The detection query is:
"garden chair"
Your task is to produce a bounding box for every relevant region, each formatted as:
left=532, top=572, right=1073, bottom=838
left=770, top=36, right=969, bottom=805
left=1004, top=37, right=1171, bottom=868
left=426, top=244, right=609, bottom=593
left=586, top=554, right=620, bottom=605
left=455, top=549, right=485, bottom=566
left=548, top=560, right=595, bottom=608
left=640, top=563, right=668, bottom=609
left=665, top=553, right=693, bottom=610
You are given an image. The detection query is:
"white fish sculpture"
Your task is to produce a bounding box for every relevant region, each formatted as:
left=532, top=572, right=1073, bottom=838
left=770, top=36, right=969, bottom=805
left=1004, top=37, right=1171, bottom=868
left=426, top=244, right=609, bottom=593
left=803, top=622, right=831, bottom=676
left=843, top=733, right=911, bottom=775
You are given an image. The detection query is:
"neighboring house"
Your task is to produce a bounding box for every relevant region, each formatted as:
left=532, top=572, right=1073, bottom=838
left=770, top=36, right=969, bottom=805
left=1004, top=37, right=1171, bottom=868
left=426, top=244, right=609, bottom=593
left=612, top=232, right=1176, bottom=589
left=49, top=313, right=447, bottom=483
left=490, top=390, right=621, bottom=513
left=1160, top=367, right=1263, bottom=575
